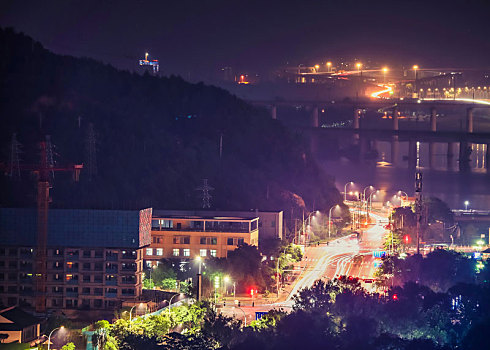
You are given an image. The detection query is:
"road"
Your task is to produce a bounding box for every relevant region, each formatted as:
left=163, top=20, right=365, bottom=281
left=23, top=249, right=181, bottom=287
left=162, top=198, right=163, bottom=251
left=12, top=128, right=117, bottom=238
left=220, top=209, right=389, bottom=322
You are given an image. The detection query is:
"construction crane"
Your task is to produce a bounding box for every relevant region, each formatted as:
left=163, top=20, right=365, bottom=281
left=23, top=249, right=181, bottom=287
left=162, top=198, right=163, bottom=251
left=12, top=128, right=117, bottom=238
left=139, top=52, right=159, bottom=74
left=4, top=136, right=83, bottom=312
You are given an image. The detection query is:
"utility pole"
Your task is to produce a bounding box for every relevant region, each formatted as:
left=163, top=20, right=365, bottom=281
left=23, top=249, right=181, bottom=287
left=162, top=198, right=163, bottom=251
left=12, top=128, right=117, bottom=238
left=415, top=172, right=423, bottom=255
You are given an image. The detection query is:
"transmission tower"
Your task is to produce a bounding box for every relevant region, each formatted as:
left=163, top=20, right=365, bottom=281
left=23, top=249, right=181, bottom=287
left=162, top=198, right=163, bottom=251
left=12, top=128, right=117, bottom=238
left=8, top=133, right=22, bottom=178
left=415, top=171, right=423, bottom=255
left=45, top=135, right=55, bottom=181
left=85, top=123, right=98, bottom=179
left=195, top=179, right=214, bottom=208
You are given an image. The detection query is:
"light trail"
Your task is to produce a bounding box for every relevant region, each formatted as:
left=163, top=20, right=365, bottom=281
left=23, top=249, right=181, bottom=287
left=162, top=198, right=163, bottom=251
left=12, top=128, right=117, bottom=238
left=371, top=84, right=393, bottom=98
left=421, top=97, right=490, bottom=106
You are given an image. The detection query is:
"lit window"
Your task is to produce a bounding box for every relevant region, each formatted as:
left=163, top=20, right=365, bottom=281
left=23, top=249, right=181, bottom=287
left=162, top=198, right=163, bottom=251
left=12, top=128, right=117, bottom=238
left=173, top=249, right=179, bottom=257
left=156, top=248, right=163, bottom=256
left=183, top=249, right=190, bottom=257
left=145, top=261, right=152, bottom=268
left=146, top=248, right=152, bottom=256
left=210, top=250, right=217, bottom=257
left=200, top=249, right=207, bottom=257
left=66, top=274, right=73, bottom=281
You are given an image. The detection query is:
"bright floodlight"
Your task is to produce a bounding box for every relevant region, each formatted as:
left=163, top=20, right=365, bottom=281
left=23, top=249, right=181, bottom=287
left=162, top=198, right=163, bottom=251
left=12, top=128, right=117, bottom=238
left=413, top=65, right=419, bottom=70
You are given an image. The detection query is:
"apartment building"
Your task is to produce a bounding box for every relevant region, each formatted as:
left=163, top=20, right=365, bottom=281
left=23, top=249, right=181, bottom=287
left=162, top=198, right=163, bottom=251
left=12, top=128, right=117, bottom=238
left=145, top=212, right=259, bottom=265
left=0, top=208, right=151, bottom=311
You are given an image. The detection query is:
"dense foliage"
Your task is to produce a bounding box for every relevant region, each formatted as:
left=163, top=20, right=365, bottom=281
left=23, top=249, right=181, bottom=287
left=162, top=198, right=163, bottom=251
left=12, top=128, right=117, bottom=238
left=0, top=27, right=340, bottom=218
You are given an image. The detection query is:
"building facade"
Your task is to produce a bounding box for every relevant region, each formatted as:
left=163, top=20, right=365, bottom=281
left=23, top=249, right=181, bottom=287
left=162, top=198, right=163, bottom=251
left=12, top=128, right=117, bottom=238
left=0, top=208, right=151, bottom=311
left=145, top=213, right=259, bottom=265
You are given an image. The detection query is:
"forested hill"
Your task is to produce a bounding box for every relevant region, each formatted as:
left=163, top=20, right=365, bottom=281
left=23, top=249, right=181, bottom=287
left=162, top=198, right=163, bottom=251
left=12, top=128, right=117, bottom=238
left=0, top=27, right=340, bottom=215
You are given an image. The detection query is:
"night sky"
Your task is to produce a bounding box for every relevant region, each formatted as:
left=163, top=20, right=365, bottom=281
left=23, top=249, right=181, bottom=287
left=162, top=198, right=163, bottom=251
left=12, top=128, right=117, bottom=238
left=1, top=0, right=489, bottom=80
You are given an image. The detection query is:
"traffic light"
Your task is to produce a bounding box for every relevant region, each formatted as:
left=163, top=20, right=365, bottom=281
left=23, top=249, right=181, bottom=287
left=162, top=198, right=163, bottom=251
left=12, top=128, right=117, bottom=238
left=392, top=294, right=399, bottom=301
left=404, top=235, right=410, bottom=244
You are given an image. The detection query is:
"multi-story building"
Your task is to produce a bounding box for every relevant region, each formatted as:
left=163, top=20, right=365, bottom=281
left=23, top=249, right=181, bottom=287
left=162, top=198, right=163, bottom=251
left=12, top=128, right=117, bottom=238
left=0, top=208, right=151, bottom=312
left=153, top=209, right=282, bottom=240
left=145, top=212, right=260, bottom=265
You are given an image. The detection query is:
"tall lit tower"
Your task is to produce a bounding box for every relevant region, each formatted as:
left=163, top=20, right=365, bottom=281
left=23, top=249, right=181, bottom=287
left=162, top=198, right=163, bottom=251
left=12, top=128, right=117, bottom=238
left=8, top=133, right=22, bottom=179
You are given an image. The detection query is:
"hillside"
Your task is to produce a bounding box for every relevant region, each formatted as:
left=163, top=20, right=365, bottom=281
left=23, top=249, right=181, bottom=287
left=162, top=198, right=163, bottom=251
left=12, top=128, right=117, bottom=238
left=0, top=27, right=341, bottom=222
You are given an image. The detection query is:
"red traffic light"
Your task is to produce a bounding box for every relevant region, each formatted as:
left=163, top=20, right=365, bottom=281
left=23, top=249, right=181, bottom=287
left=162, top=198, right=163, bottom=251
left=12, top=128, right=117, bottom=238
left=404, top=235, right=410, bottom=244
left=392, top=294, right=399, bottom=301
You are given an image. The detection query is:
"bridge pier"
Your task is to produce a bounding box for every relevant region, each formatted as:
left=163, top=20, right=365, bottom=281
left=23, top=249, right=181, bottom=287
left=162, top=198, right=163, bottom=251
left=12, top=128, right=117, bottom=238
left=466, top=108, right=474, bottom=133
left=271, top=105, right=277, bottom=120
left=487, top=144, right=490, bottom=170
left=393, top=107, right=399, bottom=131
left=311, top=106, right=319, bottom=127
left=430, top=107, right=437, bottom=132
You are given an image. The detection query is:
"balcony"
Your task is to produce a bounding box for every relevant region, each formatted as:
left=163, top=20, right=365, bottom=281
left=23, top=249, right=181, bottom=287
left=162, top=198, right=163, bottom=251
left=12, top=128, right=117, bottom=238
left=105, top=292, right=117, bottom=298
left=66, top=291, right=79, bottom=298
left=67, top=279, right=79, bottom=285
left=106, top=267, right=118, bottom=273
left=105, top=280, right=117, bottom=286
left=106, top=255, right=118, bottom=261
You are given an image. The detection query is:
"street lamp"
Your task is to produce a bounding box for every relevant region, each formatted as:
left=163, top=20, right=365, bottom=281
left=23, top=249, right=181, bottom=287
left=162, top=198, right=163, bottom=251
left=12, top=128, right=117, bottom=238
left=223, top=275, right=230, bottom=296
left=168, top=293, right=183, bottom=317
left=195, top=256, right=202, bottom=301
left=234, top=306, right=247, bottom=327
left=344, top=181, right=354, bottom=202
left=326, top=61, right=332, bottom=73
left=356, top=62, right=362, bottom=76
left=47, top=326, right=64, bottom=350
left=413, top=65, right=419, bottom=96
left=382, top=67, right=388, bottom=83
left=464, top=200, right=469, bottom=211
left=302, top=211, right=318, bottom=246
left=129, top=303, right=145, bottom=327
left=328, top=205, right=340, bottom=238
left=314, top=64, right=320, bottom=72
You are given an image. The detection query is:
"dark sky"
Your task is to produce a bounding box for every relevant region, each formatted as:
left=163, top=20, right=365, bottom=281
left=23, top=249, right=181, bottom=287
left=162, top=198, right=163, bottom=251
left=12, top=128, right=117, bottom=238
left=1, top=0, right=489, bottom=80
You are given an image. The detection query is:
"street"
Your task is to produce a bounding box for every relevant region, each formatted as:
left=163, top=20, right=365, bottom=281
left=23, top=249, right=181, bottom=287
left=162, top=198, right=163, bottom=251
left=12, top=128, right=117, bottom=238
left=220, top=209, right=389, bottom=322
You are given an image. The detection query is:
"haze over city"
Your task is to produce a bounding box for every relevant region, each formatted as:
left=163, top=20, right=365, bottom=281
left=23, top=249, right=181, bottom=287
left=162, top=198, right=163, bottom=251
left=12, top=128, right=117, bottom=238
left=0, top=1, right=490, bottom=350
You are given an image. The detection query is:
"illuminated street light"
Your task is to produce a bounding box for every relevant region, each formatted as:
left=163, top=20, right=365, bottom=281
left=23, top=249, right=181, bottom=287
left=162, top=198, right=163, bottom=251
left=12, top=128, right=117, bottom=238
left=168, top=293, right=184, bottom=317
left=464, top=200, right=469, bottom=211
left=196, top=256, right=202, bottom=301
left=129, top=303, right=145, bottom=327
left=382, top=67, right=388, bottom=83
left=356, top=62, right=362, bottom=76
left=326, top=61, right=332, bottom=72
left=344, top=181, right=354, bottom=202
left=47, top=326, right=64, bottom=350
left=314, top=64, right=320, bottom=72
left=328, top=205, right=340, bottom=238
left=413, top=65, right=419, bottom=96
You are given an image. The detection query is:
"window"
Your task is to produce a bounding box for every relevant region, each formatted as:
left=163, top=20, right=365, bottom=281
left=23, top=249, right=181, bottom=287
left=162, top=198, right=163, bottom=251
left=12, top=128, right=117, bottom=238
left=52, top=286, right=62, bottom=293
left=172, top=249, right=180, bottom=257
left=158, top=219, right=173, bottom=228
left=146, top=248, right=153, bottom=256
left=94, top=299, right=103, bottom=308
left=173, top=236, right=190, bottom=244
left=145, top=261, right=152, bottom=268
left=83, top=263, right=91, bottom=271
left=200, top=249, right=207, bottom=257
left=94, top=288, right=103, bottom=296
left=83, top=275, right=90, bottom=282
left=183, top=249, right=190, bottom=257
left=152, top=237, right=161, bottom=244
left=200, top=237, right=217, bottom=245
left=83, top=250, right=91, bottom=258
left=210, top=249, right=217, bottom=257
left=227, top=238, right=234, bottom=245
left=156, top=248, right=163, bottom=256
left=82, top=287, right=91, bottom=295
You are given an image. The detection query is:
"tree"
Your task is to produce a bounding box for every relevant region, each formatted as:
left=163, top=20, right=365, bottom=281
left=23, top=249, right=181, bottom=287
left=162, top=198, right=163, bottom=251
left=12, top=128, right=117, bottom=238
left=0, top=334, right=8, bottom=343
left=61, top=343, right=75, bottom=350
